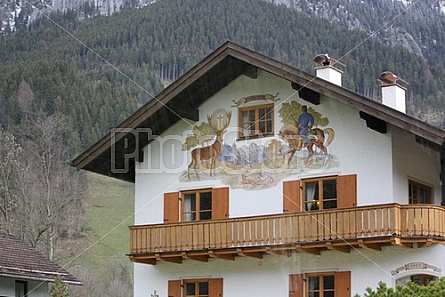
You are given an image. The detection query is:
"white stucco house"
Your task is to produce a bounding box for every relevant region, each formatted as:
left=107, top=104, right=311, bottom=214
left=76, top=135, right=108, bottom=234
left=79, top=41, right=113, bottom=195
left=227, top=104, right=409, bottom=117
left=73, top=41, right=445, bottom=297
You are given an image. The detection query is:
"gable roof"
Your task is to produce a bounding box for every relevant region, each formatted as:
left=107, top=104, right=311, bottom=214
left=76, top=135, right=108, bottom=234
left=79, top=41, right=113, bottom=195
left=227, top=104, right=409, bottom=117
left=72, top=40, right=445, bottom=183
left=0, top=233, right=81, bottom=285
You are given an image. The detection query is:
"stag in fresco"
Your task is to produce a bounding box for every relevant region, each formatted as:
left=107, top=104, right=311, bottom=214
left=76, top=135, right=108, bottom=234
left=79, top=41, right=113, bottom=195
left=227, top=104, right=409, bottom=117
left=187, top=111, right=232, bottom=179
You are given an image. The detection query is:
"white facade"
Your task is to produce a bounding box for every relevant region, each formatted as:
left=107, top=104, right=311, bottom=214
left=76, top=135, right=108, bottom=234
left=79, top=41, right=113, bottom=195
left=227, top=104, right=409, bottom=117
left=134, top=245, right=444, bottom=296
left=132, top=69, right=444, bottom=296
left=0, top=277, right=48, bottom=297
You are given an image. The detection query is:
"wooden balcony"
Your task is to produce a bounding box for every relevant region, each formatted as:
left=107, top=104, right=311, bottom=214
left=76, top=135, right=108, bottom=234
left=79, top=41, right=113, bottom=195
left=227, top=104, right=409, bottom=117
left=128, top=204, right=445, bottom=265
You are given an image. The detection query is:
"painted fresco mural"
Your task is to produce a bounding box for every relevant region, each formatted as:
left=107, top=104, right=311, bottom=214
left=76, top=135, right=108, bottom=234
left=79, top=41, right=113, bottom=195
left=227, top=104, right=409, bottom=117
left=182, top=94, right=338, bottom=189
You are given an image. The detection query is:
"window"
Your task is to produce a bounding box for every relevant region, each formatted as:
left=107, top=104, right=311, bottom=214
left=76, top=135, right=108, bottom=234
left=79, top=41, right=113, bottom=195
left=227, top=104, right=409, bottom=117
left=307, top=273, right=335, bottom=297
left=239, top=104, right=274, bottom=139
left=184, top=280, right=209, bottom=297
left=283, top=175, right=356, bottom=213
left=182, top=190, right=212, bottom=222
left=303, top=177, right=338, bottom=211
left=164, top=187, right=229, bottom=223
left=397, top=274, right=437, bottom=286
left=15, top=281, right=27, bottom=297
left=409, top=180, right=432, bottom=204
left=289, top=271, right=350, bottom=297
left=168, top=278, right=223, bottom=297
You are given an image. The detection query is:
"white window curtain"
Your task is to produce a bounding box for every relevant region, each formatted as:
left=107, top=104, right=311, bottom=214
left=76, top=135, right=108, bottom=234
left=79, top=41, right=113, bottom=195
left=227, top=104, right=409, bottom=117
left=242, top=111, right=249, bottom=136
left=183, top=195, right=193, bottom=221
left=305, top=182, right=317, bottom=210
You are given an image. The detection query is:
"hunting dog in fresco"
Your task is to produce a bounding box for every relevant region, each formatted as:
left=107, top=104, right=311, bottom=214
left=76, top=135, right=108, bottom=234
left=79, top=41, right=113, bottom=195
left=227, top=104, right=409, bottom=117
left=278, top=123, right=335, bottom=167
left=187, top=111, right=232, bottom=179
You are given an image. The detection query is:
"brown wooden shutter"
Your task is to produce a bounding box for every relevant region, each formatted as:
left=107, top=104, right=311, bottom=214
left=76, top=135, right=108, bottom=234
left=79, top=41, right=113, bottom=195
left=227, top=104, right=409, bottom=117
left=337, top=174, right=357, bottom=208
left=283, top=180, right=302, bottom=213
left=168, top=280, right=181, bottom=297
left=209, top=278, right=223, bottom=297
left=164, top=192, right=179, bottom=223
left=289, top=274, right=304, bottom=297
left=212, top=187, right=229, bottom=220
left=335, top=271, right=351, bottom=297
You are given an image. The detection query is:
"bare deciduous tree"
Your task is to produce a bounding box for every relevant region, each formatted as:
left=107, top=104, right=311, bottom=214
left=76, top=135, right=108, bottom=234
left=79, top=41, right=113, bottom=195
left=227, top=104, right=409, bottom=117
left=16, top=112, right=86, bottom=260
left=17, top=80, right=35, bottom=117
left=0, top=129, right=22, bottom=234
left=0, top=112, right=87, bottom=260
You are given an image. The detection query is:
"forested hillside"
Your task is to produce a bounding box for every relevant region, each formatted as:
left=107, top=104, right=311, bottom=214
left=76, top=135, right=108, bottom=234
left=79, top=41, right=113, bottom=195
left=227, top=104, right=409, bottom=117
left=0, top=0, right=444, bottom=154
left=0, top=0, right=444, bottom=294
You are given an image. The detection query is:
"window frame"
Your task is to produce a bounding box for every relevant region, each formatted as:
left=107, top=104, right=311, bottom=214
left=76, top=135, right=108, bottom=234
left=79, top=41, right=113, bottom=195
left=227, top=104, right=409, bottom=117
left=306, top=272, right=335, bottom=297
left=181, top=189, right=213, bottom=222
left=183, top=279, right=210, bottom=297
left=290, top=271, right=350, bottom=297
left=164, top=187, right=229, bottom=224
left=302, top=176, right=338, bottom=211
left=238, top=103, right=274, bottom=139
left=396, top=273, right=438, bottom=286
left=15, top=280, right=27, bottom=297
left=408, top=179, right=432, bottom=204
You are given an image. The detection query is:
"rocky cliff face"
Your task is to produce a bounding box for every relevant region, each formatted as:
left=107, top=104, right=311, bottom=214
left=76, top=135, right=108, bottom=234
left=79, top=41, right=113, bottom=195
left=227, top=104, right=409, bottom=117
left=267, top=0, right=445, bottom=60
left=1, top=0, right=444, bottom=65
left=0, top=0, right=156, bottom=32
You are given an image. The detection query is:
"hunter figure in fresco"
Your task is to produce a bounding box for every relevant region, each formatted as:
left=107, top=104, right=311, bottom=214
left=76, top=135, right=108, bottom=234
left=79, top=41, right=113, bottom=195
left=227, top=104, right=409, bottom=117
left=296, top=105, right=315, bottom=150
left=279, top=105, right=334, bottom=168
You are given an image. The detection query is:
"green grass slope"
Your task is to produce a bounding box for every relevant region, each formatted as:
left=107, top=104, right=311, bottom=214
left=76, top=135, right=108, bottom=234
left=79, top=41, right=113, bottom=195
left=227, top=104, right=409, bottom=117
left=81, top=172, right=134, bottom=271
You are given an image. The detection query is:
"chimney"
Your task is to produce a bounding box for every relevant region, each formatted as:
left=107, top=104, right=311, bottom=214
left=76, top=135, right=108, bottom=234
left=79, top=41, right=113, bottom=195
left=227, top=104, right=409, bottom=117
left=313, top=54, right=346, bottom=86
left=378, top=71, right=408, bottom=113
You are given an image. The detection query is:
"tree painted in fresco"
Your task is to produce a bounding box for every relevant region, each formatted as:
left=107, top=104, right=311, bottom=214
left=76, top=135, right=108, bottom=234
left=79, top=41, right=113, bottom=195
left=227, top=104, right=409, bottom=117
left=278, top=101, right=329, bottom=127
left=182, top=122, right=215, bottom=151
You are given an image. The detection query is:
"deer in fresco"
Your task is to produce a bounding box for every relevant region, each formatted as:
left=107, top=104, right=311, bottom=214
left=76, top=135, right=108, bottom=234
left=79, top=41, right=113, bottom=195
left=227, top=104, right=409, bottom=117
left=187, top=111, right=232, bottom=179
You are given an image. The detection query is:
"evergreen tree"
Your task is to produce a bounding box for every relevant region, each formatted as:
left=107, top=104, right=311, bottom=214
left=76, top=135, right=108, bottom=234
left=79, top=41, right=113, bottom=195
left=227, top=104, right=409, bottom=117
left=354, top=278, right=445, bottom=297
left=49, top=276, right=69, bottom=297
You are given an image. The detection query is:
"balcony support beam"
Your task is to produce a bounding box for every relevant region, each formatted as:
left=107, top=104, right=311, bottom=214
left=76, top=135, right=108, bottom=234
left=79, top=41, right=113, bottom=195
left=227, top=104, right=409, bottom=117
left=182, top=252, right=209, bottom=262
left=326, top=242, right=350, bottom=253
left=130, top=256, right=157, bottom=265
left=417, top=238, right=433, bottom=248
left=265, top=247, right=291, bottom=257
left=391, top=237, right=413, bottom=248
left=295, top=245, right=321, bottom=255
left=237, top=248, right=264, bottom=259
left=358, top=239, right=382, bottom=251
left=156, top=254, right=182, bottom=264
left=209, top=251, right=235, bottom=261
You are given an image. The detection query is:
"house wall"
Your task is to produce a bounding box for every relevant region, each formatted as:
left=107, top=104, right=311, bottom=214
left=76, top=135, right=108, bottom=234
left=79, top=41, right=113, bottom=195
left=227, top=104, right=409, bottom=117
left=133, top=69, right=444, bottom=296
left=0, top=277, right=48, bottom=297
left=135, top=69, right=438, bottom=225
left=134, top=245, right=445, bottom=297
left=391, top=126, right=442, bottom=204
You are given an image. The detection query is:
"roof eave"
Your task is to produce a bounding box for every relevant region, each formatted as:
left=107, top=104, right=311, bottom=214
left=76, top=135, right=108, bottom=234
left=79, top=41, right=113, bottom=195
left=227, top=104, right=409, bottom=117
left=0, top=272, right=82, bottom=286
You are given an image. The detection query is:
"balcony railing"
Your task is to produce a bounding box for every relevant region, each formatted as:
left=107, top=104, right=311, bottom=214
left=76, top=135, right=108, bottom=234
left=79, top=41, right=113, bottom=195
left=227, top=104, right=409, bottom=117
left=129, top=204, right=445, bottom=264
